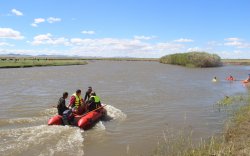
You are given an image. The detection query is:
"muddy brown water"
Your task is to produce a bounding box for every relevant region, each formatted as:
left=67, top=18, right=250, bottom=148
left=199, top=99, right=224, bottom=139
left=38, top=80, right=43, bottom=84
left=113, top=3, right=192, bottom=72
left=0, top=61, right=249, bottom=156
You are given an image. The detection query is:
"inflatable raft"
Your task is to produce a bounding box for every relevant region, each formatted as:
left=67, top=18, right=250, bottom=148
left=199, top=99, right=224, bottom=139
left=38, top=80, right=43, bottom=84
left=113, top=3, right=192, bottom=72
left=48, top=104, right=107, bottom=129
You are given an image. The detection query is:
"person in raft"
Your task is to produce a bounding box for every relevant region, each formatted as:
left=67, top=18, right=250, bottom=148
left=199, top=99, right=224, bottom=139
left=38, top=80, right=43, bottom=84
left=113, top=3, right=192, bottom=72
left=57, top=92, right=69, bottom=115
left=87, top=92, right=102, bottom=111
left=243, top=74, right=250, bottom=83
left=68, top=89, right=85, bottom=114
left=226, top=75, right=235, bottom=81
left=84, top=86, right=92, bottom=102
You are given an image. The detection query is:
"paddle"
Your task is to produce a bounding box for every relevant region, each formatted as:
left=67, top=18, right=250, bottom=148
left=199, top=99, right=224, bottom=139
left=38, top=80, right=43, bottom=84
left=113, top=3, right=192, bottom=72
left=76, top=104, right=107, bottom=118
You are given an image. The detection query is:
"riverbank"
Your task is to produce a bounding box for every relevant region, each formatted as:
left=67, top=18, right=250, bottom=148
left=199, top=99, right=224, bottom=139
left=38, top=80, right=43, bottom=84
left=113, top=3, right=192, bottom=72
left=190, top=93, right=250, bottom=155
left=0, top=58, right=87, bottom=68
left=222, top=59, right=250, bottom=65
left=1, top=56, right=250, bottom=69
left=0, top=57, right=160, bottom=68
left=154, top=92, right=250, bottom=156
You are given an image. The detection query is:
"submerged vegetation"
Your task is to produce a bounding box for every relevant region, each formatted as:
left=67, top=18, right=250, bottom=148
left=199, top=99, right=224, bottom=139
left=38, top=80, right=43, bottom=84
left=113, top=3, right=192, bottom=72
left=160, top=52, right=222, bottom=68
left=153, top=93, right=250, bottom=156
left=0, top=58, right=87, bottom=68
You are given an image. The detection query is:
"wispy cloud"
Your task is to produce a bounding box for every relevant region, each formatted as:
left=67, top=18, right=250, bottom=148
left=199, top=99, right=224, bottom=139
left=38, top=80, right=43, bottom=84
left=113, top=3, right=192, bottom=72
left=207, top=41, right=223, bottom=46
left=31, top=17, right=61, bottom=27
left=187, top=47, right=203, bottom=52
left=47, top=17, right=61, bottom=23
left=174, top=38, right=194, bottom=43
left=31, top=33, right=70, bottom=46
left=0, top=42, right=14, bottom=46
left=81, top=30, right=95, bottom=35
left=225, top=38, right=241, bottom=42
left=134, top=35, right=154, bottom=40
left=31, top=18, right=45, bottom=27
left=224, top=37, right=250, bottom=48
left=11, top=9, right=23, bottom=16
left=69, top=37, right=185, bottom=57
left=26, top=34, right=186, bottom=57
left=0, top=28, right=24, bottom=40
left=0, top=49, right=65, bottom=56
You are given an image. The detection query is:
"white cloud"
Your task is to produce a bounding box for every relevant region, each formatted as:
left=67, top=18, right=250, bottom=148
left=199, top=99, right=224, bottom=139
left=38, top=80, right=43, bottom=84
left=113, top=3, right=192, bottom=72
left=47, top=17, right=61, bottom=23
left=69, top=37, right=185, bottom=57
left=81, top=30, right=95, bottom=35
left=31, top=17, right=61, bottom=27
left=3, top=33, right=250, bottom=58
left=31, top=33, right=70, bottom=46
left=207, top=41, right=223, bottom=46
left=34, top=18, right=45, bottom=24
left=134, top=35, right=154, bottom=40
left=0, top=42, right=14, bottom=46
left=225, top=38, right=241, bottom=41
left=0, top=49, right=67, bottom=56
left=11, top=9, right=23, bottom=16
left=174, top=38, right=194, bottom=43
left=31, top=23, right=38, bottom=27
left=224, top=37, right=250, bottom=48
left=224, top=40, right=243, bottom=46
left=0, top=28, right=24, bottom=40
left=23, top=34, right=187, bottom=57
left=187, top=47, right=203, bottom=52
left=31, top=18, right=45, bottom=27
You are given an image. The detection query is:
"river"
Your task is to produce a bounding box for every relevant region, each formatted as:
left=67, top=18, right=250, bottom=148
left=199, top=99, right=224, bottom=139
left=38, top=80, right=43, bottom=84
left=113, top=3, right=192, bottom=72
left=0, top=61, right=249, bottom=156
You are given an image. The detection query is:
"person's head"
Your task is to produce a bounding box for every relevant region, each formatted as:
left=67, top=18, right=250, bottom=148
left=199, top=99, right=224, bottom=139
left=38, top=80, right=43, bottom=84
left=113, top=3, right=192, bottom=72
left=214, top=76, right=217, bottom=79
left=88, top=86, right=92, bottom=92
left=63, top=92, right=68, bottom=99
left=91, top=92, right=96, bottom=96
left=76, top=89, right=81, bottom=96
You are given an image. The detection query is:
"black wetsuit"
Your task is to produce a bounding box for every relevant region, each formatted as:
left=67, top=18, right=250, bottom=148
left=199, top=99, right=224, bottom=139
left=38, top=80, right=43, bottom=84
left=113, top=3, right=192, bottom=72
left=84, top=91, right=91, bottom=101
left=57, top=97, right=68, bottom=115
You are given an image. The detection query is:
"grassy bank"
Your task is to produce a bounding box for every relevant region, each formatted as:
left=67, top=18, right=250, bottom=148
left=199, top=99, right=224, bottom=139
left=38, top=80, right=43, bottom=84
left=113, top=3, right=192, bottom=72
left=153, top=93, right=250, bottom=156
left=222, top=59, right=250, bottom=65
left=160, top=52, right=222, bottom=68
left=0, top=58, right=87, bottom=68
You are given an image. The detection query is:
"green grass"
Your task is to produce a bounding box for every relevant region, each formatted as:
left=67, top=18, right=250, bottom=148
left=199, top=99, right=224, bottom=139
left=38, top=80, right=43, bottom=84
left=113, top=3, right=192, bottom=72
left=160, top=52, right=222, bottom=68
left=153, top=93, right=250, bottom=156
left=222, top=59, right=250, bottom=65
left=216, top=95, right=245, bottom=106
left=0, top=58, right=87, bottom=68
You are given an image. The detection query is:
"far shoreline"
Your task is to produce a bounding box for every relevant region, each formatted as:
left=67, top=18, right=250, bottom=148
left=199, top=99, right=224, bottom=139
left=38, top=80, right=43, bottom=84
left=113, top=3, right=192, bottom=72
left=0, top=56, right=249, bottom=69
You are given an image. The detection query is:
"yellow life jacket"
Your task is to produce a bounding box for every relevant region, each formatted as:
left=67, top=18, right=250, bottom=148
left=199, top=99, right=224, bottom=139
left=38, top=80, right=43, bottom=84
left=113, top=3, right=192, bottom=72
left=73, top=93, right=82, bottom=108
left=90, top=96, right=100, bottom=103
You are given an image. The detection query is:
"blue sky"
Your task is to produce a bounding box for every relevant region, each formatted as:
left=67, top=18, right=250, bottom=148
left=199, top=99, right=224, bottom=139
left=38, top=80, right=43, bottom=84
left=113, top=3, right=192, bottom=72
left=0, top=0, right=250, bottom=58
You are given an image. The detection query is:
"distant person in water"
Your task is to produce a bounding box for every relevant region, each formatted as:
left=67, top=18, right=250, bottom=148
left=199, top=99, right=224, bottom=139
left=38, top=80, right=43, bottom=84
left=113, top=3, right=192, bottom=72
left=212, top=76, right=217, bottom=82
left=227, top=75, right=235, bottom=81
left=248, top=74, right=250, bottom=81
left=84, top=86, right=92, bottom=102
left=57, top=92, right=69, bottom=115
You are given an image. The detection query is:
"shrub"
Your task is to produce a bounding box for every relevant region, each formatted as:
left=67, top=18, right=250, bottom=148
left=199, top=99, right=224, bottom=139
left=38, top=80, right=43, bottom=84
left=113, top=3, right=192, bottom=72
left=160, top=52, right=222, bottom=68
